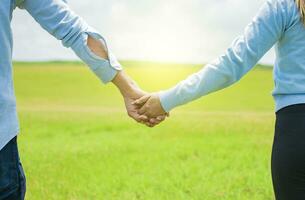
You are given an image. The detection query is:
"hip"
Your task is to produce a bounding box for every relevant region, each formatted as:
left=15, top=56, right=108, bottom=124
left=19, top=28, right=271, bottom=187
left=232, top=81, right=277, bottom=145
left=274, top=104, right=305, bottom=148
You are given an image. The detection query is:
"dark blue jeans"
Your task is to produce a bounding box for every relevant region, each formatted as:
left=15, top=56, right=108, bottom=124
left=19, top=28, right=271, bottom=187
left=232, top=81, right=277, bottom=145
left=0, top=137, right=26, bottom=200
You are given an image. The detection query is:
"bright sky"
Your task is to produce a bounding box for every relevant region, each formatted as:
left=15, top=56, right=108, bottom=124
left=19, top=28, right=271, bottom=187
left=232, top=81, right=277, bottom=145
left=12, top=0, right=274, bottom=64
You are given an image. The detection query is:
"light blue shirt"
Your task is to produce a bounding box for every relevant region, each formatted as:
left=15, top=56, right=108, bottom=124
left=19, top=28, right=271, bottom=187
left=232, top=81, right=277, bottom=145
left=159, top=0, right=305, bottom=113
left=0, top=0, right=121, bottom=150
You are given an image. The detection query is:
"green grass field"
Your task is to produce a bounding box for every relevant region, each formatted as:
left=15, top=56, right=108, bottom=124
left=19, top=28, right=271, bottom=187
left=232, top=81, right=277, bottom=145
left=14, top=61, right=276, bottom=200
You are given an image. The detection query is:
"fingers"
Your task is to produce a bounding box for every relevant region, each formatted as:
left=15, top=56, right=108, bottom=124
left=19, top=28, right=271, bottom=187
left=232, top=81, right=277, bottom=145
left=156, top=115, right=166, bottom=121
left=149, top=119, right=161, bottom=127
left=135, top=112, right=168, bottom=127
left=149, top=117, right=162, bottom=124
left=134, top=95, right=151, bottom=115
left=133, top=95, right=151, bottom=106
left=145, top=122, right=154, bottom=127
left=131, top=93, right=169, bottom=127
left=144, top=115, right=167, bottom=127
left=136, top=115, right=160, bottom=127
left=138, top=104, right=149, bottom=115
left=128, top=112, right=143, bottom=123
left=138, top=115, right=148, bottom=122
left=149, top=118, right=158, bottom=124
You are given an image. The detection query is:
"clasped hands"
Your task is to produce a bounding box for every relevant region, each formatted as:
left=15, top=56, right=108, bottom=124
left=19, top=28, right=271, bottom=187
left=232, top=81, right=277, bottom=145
left=86, top=36, right=168, bottom=126
left=125, top=87, right=169, bottom=127
left=113, top=71, right=168, bottom=127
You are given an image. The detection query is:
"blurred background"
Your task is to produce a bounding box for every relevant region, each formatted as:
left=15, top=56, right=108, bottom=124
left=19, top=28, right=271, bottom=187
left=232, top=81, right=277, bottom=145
left=12, top=0, right=273, bottom=64
left=12, top=0, right=276, bottom=199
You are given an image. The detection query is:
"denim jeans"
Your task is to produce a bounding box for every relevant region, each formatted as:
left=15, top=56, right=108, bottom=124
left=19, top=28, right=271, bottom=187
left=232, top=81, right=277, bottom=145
left=0, top=137, right=26, bottom=200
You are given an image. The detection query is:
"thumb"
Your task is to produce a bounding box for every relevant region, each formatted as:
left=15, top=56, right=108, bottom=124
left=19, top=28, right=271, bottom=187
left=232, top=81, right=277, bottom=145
left=132, top=94, right=151, bottom=105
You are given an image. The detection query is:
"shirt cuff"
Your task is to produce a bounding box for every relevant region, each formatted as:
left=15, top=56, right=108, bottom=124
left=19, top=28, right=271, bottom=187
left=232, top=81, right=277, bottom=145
left=72, top=28, right=122, bottom=84
left=91, top=61, right=119, bottom=84
left=158, top=87, right=182, bottom=113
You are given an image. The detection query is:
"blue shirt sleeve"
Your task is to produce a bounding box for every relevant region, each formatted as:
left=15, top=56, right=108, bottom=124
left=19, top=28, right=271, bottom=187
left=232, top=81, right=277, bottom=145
left=21, top=0, right=122, bottom=83
left=159, top=0, right=293, bottom=112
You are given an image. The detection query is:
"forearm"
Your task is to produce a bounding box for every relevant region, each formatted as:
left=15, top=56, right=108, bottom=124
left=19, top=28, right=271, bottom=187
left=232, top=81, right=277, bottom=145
left=23, top=0, right=121, bottom=83
left=159, top=65, right=235, bottom=112
left=112, top=71, right=139, bottom=97
left=87, top=36, right=108, bottom=60
left=159, top=0, right=286, bottom=112
left=86, top=37, right=138, bottom=96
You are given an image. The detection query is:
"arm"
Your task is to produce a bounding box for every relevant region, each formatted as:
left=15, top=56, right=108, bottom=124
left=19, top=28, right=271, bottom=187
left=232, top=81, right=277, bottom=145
left=21, top=0, right=165, bottom=125
left=21, top=0, right=120, bottom=83
left=135, top=0, right=293, bottom=118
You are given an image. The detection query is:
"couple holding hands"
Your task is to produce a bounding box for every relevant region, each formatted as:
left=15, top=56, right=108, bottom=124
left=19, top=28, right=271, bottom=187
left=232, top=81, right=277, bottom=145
left=2, top=0, right=305, bottom=199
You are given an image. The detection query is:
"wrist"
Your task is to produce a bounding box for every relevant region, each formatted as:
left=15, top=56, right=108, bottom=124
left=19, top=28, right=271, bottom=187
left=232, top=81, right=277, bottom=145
left=112, top=71, right=139, bottom=97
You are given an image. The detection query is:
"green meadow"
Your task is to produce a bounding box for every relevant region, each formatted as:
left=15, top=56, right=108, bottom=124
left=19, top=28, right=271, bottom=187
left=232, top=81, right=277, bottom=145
left=14, top=61, right=275, bottom=200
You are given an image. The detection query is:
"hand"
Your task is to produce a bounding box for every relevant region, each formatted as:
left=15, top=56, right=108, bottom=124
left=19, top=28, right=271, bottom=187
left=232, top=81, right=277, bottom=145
left=133, top=93, right=168, bottom=120
left=112, top=71, right=166, bottom=127
left=123, top=88, right=164, bottom=126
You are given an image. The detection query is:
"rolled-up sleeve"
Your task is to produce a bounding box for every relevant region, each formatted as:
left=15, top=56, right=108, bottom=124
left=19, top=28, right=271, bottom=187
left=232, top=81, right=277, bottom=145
left=20, top=0, right=122, bottom=83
